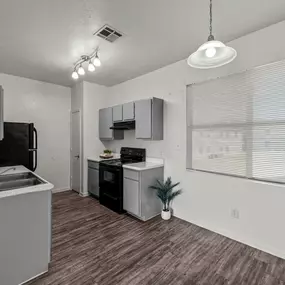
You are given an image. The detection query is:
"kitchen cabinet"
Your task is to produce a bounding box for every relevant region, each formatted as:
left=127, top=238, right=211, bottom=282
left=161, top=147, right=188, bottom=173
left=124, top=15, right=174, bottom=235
left=113, top=105, right=123, bottom=122
left=123, top=167, right=163, bottom=221
left=123, top=102, right=135, bottom=121
left=123, top=178, right=140, bottom=216
left=0, top=86, right=3, bottom=141
left=135, top=97, right=163, bottom=140
left=88, top=160, right=99, bottom=197
left=99, top=107, right=123, bottom=140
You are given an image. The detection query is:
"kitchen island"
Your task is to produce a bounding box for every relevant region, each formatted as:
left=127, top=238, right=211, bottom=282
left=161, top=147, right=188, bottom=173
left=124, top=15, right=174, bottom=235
left=0, top=166, right=53, bottom=285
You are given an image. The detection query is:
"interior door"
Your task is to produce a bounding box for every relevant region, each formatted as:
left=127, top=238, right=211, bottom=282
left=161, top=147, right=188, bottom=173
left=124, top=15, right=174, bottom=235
left=71, top=111, right=81, bottom=193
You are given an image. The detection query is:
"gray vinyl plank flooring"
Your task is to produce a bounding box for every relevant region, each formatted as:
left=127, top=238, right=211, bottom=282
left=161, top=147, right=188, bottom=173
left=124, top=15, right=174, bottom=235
left=27, top=191, right=285, bottom=285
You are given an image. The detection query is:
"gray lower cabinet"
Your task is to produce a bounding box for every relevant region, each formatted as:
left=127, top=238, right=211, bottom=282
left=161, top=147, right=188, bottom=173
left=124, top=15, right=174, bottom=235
left=0, top=190, right=51, bottom=285
left=88, top=160, right=99, bottom=197
left=123, top=178, right=140, bottom=216
left=135, top=97, right=163, bottom=140
left=123, top=167, right=163, bottom=221
left=99, top=107, right=124, bottom=140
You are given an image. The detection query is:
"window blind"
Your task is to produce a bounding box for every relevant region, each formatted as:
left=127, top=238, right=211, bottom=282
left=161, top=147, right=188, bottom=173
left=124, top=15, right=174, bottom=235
left=187, top=60, right=285, bottom=184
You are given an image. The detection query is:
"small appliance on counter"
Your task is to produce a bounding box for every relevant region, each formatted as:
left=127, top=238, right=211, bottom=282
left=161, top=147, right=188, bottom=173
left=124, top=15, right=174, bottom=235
left=99, top=147, right=146, bottom=214
left=0, top=122, right=38, bottom=171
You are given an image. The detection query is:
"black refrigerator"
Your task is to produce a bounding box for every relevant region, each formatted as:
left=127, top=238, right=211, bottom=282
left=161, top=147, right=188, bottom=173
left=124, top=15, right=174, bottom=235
left=0, top=122, right=38, bottom=171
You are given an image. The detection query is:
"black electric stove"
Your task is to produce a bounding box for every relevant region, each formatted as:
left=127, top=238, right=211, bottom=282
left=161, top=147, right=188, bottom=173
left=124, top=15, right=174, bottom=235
left=99, top=147, right=146, bottom=213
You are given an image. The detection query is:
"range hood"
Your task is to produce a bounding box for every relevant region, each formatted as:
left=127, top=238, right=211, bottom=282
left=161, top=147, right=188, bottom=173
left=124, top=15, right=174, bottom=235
left=110, top=121, right=135, bottom=130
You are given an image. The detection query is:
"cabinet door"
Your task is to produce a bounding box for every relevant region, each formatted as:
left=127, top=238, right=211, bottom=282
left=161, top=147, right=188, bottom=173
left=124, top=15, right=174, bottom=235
left=135, top=99, right=152, bottom=139
left=99, top=107, right=113, bottom=140
left=88, top=167, right=99, bottom=197
left=123, top=178, right=140, bottom=216
left=0, top=87, right=3, bottom=141
left=113, top=105, right=123, bottom=122
left=123, top=102, right=134, bottom=121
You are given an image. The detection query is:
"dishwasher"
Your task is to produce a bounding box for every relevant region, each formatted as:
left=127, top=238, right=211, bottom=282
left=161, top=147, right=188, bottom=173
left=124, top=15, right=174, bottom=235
left=88, top=160, right=99, bottom=198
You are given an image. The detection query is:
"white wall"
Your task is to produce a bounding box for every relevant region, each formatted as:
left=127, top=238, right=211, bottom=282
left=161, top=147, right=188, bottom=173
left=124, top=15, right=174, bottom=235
left=0, top=74, right=71, bottom=191
left=82, top=82, right=107, bottom=194
left=102, top=20, right=285, bottom=259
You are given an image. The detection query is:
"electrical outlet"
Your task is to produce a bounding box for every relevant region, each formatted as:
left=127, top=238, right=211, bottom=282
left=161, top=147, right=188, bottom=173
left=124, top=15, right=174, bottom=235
left=231, top=209, right=240, bottom=219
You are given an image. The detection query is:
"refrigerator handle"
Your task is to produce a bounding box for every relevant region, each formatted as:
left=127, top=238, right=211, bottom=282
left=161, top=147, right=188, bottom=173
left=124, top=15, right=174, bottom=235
left=33, top=127, right=38, bottom=150
left=32, top=128, right=38, bottom=171
left=33, top=150, right=38, bottom=171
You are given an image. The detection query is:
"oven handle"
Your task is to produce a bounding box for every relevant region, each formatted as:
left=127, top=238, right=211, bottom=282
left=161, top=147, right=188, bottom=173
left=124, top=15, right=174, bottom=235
left=99, top=165, right=121, bottom=173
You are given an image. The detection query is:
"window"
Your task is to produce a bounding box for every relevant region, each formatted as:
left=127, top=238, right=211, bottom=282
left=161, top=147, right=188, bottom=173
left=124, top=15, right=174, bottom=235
left=187, top=60, right=285, bottom=184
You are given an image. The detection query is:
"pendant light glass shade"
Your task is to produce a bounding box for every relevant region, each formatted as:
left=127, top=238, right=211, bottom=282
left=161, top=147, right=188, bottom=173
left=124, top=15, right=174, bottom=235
left=93, top=55, right=101, bottom=67
left=78, top=65, right=85, bottom=76
left=88, top=61, right=96, bottom=72
left=187, top=0, right=237, bottom=69
left=72, top=70, right=79, bottom=80
left=187, top=40, right=237, bottom=69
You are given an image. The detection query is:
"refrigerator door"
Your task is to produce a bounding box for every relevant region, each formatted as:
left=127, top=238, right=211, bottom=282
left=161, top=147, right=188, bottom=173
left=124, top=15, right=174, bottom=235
left=0, top=122, right=36, bottom=171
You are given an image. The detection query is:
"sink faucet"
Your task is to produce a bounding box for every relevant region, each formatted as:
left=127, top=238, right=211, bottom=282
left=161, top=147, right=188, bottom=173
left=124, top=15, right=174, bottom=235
left=0, top=167, right=16, bottom=176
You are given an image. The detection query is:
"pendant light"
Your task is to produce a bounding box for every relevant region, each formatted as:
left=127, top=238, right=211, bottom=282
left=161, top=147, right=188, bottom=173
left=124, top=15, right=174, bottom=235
left=93, top=52, right=101, bottom=67
left=187, top=0, right=237, bottom=69
left=78, top=64, right=85, bottom=76
left=71, top=70, right=79, bottom=80
left=88, top=60, right=96, bottom=72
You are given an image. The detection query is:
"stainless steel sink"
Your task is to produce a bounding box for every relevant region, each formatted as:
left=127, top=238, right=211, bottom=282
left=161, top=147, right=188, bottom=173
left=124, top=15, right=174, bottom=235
left=0, top=172, right=46, bottom=192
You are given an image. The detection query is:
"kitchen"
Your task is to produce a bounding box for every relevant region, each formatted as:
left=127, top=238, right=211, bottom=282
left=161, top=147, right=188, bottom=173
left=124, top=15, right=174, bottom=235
left=1, top=1, right=285, bottom=285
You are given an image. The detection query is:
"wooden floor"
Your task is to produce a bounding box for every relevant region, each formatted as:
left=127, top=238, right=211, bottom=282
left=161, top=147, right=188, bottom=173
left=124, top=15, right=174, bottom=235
left=28, top=191, right=285, bottom=285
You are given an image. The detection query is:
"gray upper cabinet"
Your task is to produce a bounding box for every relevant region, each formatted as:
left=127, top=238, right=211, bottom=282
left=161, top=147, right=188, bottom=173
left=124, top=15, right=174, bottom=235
left=113, top=105, right=123, bottom=122
left=99, top=107, right=114, bottom=140
left=99, top=107, right=124, bottom=141
left=135, top=97, right=163, bottom=140
left=123, top=102, right=135, bottom=121
left=0, top=86, right=3, bottom=141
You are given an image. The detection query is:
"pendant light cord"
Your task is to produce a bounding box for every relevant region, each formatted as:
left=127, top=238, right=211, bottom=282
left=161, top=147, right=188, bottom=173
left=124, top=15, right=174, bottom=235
left=208, top=0, right=214, bottom=41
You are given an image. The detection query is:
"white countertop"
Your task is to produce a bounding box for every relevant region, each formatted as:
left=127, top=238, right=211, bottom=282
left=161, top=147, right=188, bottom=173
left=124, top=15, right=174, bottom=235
left=123, top=157, right=164, bottom=171
left=123, top=161, right=164, bottom=171
left=87, top=154, right=164, bottom=171
left=0, top=165, right=54, bottom=199
left=87, top=153, right=120, bottom=162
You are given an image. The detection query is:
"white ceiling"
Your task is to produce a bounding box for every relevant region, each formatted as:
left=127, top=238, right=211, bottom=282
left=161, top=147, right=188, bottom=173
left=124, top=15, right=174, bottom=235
left=0, top=0, right=285, bottom=87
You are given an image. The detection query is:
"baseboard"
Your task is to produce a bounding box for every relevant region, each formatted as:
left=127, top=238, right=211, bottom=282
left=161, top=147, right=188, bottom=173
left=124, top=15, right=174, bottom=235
left=52, top=188, right=71, bottom=193
left=79, top=192, right=89, bottom=197
left=174, top=213, right=285, bottom=260
left=20, top=269, right=48, bottom=285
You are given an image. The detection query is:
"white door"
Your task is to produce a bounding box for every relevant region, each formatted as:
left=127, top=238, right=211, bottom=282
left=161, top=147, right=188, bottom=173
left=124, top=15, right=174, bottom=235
left=71, top=111, right=81, bottom=193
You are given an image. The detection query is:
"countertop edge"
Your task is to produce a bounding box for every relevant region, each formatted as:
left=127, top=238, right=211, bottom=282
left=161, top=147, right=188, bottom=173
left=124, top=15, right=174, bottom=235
left=123, top=164, right=164, bottom=171
left=0, top=183, right=54, bottom=199
left=0, top=165, right=54, bottom=199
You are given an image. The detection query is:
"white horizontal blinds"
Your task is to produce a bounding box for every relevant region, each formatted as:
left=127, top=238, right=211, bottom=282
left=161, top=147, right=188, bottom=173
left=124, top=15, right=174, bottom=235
left=188, top=60, right=285, bottom=183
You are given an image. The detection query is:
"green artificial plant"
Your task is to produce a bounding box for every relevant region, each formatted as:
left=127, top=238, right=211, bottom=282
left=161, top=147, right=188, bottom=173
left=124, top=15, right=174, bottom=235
left=149, top=177, right=182, bottom=212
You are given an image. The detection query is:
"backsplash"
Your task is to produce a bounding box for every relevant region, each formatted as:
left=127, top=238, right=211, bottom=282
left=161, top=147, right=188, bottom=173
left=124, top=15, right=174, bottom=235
left=103, top=130, right=165, bottom=158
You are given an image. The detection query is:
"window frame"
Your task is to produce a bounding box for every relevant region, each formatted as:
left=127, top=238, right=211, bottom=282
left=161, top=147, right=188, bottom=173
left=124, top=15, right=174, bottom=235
left=186, top=62, right=285, bottom=186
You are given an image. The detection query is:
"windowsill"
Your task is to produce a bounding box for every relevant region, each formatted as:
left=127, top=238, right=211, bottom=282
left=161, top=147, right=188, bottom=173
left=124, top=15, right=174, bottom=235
left=186, top=168, right=285, bottom=188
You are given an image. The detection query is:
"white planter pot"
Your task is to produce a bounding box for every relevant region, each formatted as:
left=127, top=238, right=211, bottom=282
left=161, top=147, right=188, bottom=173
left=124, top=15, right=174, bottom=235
left=161, top=210, right=171, bottom=220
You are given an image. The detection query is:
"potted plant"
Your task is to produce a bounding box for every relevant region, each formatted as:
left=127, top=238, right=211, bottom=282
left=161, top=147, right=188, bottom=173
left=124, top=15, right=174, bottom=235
left=149, top=177, right=182, bottom=220
left=100, top=149, right=113, bottom=159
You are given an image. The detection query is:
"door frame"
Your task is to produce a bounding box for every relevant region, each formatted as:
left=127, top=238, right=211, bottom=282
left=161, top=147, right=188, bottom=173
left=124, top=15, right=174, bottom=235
left=70, top=109, right=82, bottom=194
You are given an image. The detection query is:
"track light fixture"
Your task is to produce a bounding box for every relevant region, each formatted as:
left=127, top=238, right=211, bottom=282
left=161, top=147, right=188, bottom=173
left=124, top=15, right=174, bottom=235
left=71, top=49, right=101, bottom=80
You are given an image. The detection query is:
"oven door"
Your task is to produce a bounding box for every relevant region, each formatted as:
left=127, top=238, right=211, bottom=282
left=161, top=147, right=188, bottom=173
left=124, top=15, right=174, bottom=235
left=99, top=165, right=122, bottom=199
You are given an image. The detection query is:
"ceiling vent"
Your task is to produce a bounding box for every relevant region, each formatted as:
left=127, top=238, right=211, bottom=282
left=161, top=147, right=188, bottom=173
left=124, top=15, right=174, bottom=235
left=94, top=25, right=123, bottom=43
